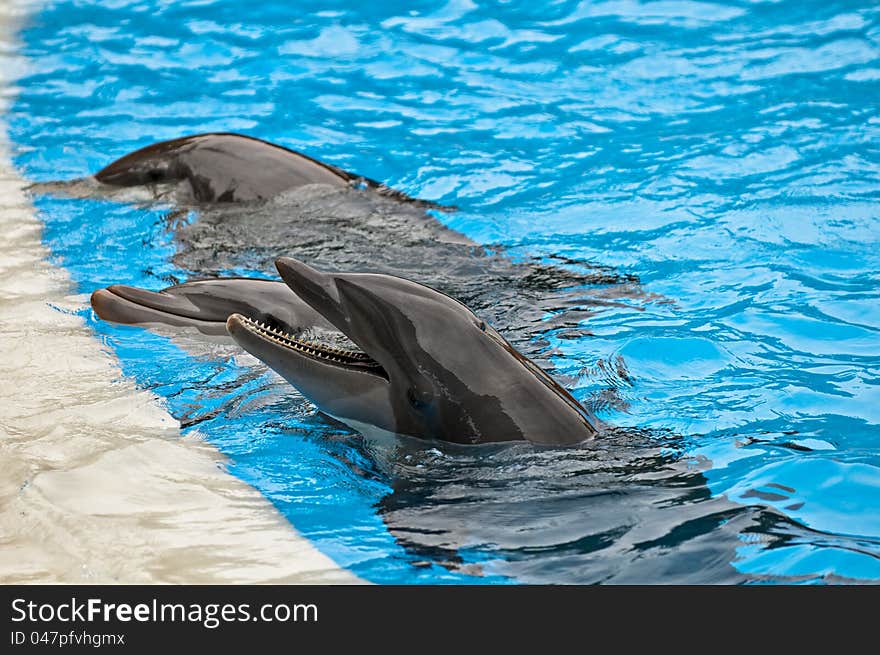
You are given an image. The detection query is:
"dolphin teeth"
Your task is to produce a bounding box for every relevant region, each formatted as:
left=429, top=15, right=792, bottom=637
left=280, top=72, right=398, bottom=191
left=241, top=314, right=381, bottom=369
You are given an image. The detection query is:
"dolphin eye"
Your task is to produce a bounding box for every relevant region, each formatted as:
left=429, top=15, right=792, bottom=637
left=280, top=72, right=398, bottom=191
left=148, top=169, right=165, bottom=182
left=144, top=167, right=174, bottom=186
left=407, top=387, right=429, bottom=410
left=475, top=320, right=487, bottom=331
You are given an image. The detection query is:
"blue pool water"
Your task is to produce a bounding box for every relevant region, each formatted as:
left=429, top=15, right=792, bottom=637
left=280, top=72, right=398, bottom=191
left=8, top=0, right=880, bottom=583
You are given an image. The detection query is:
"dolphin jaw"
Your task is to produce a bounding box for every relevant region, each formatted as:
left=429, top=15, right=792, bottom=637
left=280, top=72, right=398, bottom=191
left=227, top=313, right=388, bottom=379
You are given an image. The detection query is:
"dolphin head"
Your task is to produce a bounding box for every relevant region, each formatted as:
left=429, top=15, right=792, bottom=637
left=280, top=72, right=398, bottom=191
left=94, top=137, right=185, bottom=188
left=93, top=133, right=351, bottom=202
left=87, top=132, right=454, bottom=209
left=226, top=257, right=599, bottom=446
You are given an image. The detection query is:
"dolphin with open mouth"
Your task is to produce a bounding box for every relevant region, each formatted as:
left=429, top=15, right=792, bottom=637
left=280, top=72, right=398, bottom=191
left=91, top=258, right=599, bottom=446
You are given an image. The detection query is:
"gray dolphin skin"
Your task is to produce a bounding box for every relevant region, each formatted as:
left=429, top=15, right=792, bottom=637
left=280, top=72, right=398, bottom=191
left=90, top=258, right=599, bottom=446
left=92, top=132, right=447, bottom=207
left=91, top=277, right=334, bottom=337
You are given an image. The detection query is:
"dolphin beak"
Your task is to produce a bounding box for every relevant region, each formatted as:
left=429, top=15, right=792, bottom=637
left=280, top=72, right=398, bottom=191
left=96, top=285, right=199, bottom=317
left=90, top=285, right=227, bottom=335
left=216, top=258, right=390, bottom=382
left=275, top=257, right=366, bottom=343
left=275, top=257, right=347, bottom=328
left=274, top=257, right=404, bottom=378
left=275, top=257, right=333, bottom=297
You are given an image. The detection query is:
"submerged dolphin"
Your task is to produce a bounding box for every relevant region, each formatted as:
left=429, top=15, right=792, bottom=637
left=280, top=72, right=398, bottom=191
left=95, top=132, right=354, bottom=202
left=91, top=258, right=599, bottom=446
left=34, top=131, right=450, bottom=209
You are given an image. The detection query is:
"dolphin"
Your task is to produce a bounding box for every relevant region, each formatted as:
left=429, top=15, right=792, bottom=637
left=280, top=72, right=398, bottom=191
left=95, top=132, right=354, bottom=202
left=32, top=132, right=450, bottom=209
left=91, top=258, right=599, bottom=446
